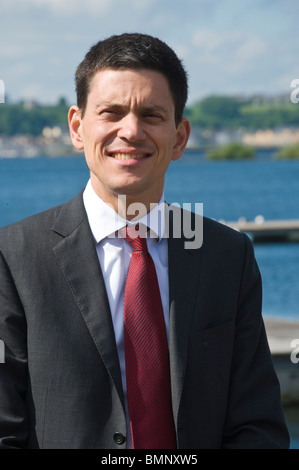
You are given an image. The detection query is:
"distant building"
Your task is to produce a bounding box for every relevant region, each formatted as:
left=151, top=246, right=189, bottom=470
left=242, top=127, right=299, bottom=148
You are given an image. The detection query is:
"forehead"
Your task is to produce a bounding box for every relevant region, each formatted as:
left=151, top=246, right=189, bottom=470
left=87, top=68, right=174, bottom=106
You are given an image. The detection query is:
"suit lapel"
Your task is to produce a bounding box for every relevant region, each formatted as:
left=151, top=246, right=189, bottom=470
left=50, top=196, right=203, bottom=428
left=51, top=193, right=124, bottom=407
left=167, top=206, right=203, bottom=426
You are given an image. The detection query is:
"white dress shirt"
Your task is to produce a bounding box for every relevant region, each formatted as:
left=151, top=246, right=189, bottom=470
left=83, top=179, right=169, bottom=446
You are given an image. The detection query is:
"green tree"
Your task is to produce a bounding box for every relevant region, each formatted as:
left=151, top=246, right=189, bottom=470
left=275, top=143, right=299, bottom=160
left=207, top=142, right=255, bottom=160
left=187, top=96, right=244, bottom=129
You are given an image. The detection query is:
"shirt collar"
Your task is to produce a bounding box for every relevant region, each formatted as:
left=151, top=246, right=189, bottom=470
left=83, top=179, right=166, bottom=244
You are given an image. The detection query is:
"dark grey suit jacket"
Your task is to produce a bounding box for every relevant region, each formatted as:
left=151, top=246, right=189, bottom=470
left=0, top=192, right=289, bottom=448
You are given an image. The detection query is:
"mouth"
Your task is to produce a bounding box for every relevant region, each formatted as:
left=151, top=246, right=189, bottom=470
left=109, top=152, right=151, bottom=160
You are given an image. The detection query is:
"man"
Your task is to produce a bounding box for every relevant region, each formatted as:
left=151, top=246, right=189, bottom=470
left=0, top=33, right=289, bottom=449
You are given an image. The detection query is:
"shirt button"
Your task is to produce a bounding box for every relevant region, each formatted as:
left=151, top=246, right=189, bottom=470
left=113, top=432, right=126, bottom=445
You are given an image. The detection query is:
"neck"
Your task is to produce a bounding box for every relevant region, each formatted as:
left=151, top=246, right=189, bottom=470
left=113, top=194, right=160, bottom=221
left=89, top=177, right=163, bottom=221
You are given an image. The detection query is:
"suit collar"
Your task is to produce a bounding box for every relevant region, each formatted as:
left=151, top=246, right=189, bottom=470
left=167, top=206, right=203, bottom=426
left=51, top=190, right=87, bottom=238
left=51, top=192, right=125, bottom=409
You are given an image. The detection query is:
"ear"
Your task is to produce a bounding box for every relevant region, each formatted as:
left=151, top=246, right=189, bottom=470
left=172, top=117, right=191, bottom=161
left=68, top=105, right=84, bottom=150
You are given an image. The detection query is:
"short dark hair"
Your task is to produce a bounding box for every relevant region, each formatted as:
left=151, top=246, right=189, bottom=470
left=75, top=33, right=188, bottom=126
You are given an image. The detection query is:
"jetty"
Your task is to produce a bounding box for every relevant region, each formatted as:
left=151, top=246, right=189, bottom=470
left=223, top=217, right=299, bottom=242
left=264, top=317, right=299, bottom=406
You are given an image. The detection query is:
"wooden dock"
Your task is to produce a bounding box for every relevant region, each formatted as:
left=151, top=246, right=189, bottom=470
left=223, top=217, right=299, bottom=242
left=264, top=317, right=299, bottom=406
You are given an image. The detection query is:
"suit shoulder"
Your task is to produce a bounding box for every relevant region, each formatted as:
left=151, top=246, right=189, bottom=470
left=0, top=191, right=85, bottom=247
left=202, top=216, right=253, bottom=257
left=168, top=203, right=246, bottom=243
left=0, top=203, right=63, bottom=239
left=203, top=216, right=242, bottom=238
left=167, top=204, right=250, bottom=254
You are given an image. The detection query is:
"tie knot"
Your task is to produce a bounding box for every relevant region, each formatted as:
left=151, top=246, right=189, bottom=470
left=121, top=225, right=148, bottom=252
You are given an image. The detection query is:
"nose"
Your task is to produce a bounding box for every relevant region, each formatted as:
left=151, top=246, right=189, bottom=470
left=117, top=113, right=146, bottom=142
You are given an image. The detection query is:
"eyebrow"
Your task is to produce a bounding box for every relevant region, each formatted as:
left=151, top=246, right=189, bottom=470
left=95, top=102, right=169, bottom=115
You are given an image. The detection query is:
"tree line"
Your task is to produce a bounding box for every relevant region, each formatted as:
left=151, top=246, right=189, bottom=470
left=0, top=97, right=69, bottom=136
left=185, top=95, right=299, bottom=130
left=0, top=95, right=298, bottom=136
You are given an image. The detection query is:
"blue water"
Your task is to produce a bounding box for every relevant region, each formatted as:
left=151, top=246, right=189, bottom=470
left=2, top=153, right=297, bottom=320
left=0, top=152, right=298, bottom=447
left=165, top=152, right=299, bottom=322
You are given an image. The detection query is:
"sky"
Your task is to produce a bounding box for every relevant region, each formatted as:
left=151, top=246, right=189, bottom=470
left=1, top=0, right=299, bottom=106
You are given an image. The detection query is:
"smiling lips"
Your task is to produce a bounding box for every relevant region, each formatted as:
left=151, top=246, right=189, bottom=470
left=110, top=153, right=150, bottom=160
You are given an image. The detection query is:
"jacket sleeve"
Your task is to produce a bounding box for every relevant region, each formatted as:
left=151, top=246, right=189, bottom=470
left=0, top=250, right=29, bottom=449
left=222, top=235, right=290, bottom=448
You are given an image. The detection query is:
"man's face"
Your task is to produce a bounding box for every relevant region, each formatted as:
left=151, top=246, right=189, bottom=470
left=69, top=68, right=190, bottom=211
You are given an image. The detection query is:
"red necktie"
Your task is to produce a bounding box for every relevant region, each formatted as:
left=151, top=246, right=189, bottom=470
left=122, top=225, right=176, bottom=449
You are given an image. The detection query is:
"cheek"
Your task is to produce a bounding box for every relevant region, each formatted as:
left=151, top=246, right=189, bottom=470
left=158, top=135, right=177, bottom=162
left=160, top=126, right=178, bottom=148
left=81, top=131, right=104, bottom=159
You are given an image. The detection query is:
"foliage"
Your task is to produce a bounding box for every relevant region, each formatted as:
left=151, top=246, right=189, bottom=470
left=0, top=98, right=69, bottom=136
left=275, top=143, right=299, bottom=160
left=1, top=94, right=299, bottom=136
left=207, top=142, right=255, bottom=160
left=185, top=95, right=299, bottom=131
left=186, top=96, right=244, bottom=130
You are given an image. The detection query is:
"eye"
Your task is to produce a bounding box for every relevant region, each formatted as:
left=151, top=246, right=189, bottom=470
left=100, top=109, right=117, bottom=115
left=144, top=113, right=158, bottom=118
left=99, top=108, right=123, bottom=120
left=143, top=112, right=163, bottom=122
